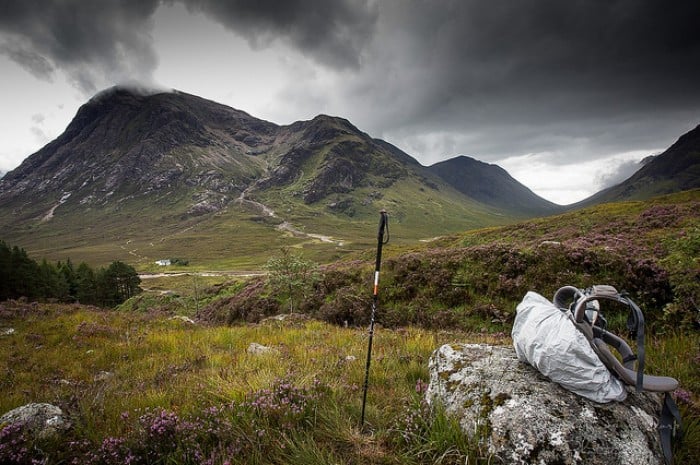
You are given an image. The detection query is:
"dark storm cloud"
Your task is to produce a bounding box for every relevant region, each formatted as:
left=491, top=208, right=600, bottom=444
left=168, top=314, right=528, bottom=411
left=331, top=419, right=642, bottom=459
left=0, top=40, right=54, bottom=79
left=0, top=0, right=160, bottom=94
left=0, top=0, right=378, bottom=95
left=180, top=0, right=378, bottom=69
left=407, top=0, right=700, bottom=114
left=357, top=0, right=700, bottom=162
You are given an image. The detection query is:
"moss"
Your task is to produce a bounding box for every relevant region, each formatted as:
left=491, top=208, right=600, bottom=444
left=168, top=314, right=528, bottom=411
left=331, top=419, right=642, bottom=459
left=446, top=379, right=461, bottom=393
left=476, top=388, right=494, bottom=438
left=493, top=392, right=511, bottom=407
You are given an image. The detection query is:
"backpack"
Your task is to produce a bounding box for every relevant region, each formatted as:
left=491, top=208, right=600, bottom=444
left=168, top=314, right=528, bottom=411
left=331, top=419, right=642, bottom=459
left=552, top=285, right=683, bottom=465
left=512, top=291, right=627, bottom=403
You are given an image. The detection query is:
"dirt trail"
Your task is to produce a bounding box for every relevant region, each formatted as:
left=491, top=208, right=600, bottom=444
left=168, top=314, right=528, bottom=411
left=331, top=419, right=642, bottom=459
left=139, top=271, right=266, bottom=279
left=235, top=179, right=345, bottom=246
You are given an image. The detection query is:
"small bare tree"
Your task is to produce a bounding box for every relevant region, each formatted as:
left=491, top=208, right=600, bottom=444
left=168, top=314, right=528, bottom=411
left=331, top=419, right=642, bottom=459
left=264, top=248, right=320, bottom=313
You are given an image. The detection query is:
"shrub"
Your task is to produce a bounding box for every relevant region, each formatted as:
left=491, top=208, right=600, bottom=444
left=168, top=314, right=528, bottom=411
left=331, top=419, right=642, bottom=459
left=265, top=248, right=320, bottom=313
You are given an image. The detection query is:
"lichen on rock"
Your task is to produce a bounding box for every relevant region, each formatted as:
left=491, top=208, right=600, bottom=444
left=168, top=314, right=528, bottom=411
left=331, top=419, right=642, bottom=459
left=426, top=343, right=666, bottom=465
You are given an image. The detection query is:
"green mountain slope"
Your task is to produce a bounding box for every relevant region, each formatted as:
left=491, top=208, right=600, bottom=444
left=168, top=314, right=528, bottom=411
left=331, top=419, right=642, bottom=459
left=574, top=124, right=700, bottom=207
left=427, top=155, right=563, bottom=215
left=0, top=87, right=518, bottom=267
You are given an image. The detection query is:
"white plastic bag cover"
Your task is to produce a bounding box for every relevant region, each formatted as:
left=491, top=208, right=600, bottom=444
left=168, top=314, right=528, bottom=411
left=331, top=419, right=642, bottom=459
left=512, top=291, right=627, bottom=403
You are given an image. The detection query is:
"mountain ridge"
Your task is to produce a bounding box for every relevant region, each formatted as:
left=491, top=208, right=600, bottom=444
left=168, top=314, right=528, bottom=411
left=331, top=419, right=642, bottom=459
left=1, top=86, right=697, bottom=266
left=0, top=86, right=535, bottom=265
left=427, top=155, right=562, bottom=215
left=0, top=87, right=558, bottom=217
left=573, top=124, right=700, bottom=207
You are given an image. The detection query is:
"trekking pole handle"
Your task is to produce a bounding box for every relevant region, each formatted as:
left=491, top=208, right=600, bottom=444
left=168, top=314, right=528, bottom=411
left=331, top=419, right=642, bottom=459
left=373, top=210, right=388, bottom=295
left=377, top=209, right=389, bottom=244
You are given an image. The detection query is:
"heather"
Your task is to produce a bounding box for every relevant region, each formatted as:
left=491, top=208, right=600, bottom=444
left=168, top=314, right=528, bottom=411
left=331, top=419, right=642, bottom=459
left=199, top=192, right=699, bottom=332
left=1, top=301, right=698, bottom=464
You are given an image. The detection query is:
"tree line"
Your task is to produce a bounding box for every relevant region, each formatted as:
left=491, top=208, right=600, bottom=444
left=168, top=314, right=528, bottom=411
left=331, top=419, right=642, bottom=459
left=0, top=241, right=141, bottom=306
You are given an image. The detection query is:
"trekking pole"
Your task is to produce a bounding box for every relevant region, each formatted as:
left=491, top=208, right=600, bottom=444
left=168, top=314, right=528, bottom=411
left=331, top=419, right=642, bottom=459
left=360, top=209, right=389, bottom=430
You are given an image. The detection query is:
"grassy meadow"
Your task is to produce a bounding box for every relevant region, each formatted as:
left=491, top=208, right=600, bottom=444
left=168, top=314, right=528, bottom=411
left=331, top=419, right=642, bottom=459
left=0, top=300, right=511, bottom=464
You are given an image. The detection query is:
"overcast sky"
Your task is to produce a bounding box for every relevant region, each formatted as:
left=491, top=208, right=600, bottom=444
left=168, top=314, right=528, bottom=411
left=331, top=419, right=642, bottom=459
left=1, top=0, right=699, bottom=204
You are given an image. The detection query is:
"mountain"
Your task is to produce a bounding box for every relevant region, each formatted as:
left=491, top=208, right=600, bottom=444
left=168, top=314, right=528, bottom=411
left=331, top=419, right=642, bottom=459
left=0, top=86, right=545, bottom=266
left=427, top=156, right=562, bottom=215
left=2, top=86, right=697, bottom=267
left=0, top=87, right=275, bottom=212
left=574, top=124, right=700, bottom=207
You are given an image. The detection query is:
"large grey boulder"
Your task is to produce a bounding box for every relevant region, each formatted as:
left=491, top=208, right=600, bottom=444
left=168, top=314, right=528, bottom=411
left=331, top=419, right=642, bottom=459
left=426, top=343, right=666, bottom=465
left=0, top=403, right=69, bottom=440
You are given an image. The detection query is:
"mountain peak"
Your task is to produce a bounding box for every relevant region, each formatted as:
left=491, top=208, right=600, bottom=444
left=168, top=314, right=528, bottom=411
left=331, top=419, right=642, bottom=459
left=427, top=155, right=561, bottom=215
left=0, top=87, right=278, bottom=204
left=574, top=123, right=700, bottom=206
left=88, top=84, right=171, bottom=102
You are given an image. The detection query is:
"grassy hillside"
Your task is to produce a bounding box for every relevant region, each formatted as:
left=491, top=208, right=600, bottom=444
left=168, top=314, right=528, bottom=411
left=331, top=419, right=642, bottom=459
left=198, top=190, right=699, bottom=333
left=7, top=177, right=515, bottom=271
left=1, top=190, right=698, bottom=463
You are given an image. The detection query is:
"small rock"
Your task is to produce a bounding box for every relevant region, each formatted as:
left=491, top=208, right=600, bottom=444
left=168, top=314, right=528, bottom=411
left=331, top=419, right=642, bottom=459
left=169, top=315, right=196, bottom=324
left=1, top=327, right=15, bottom=336
left=262, top=313, right=309, bottom=322
left=94, top=371, right=115, bottom=382
left=247, top=342, right=278, bottom=355
left=0, top=403, right=69, bottom=440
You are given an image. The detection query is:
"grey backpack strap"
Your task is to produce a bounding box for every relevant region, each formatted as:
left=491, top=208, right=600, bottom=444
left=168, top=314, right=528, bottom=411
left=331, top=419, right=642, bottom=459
left=623, top=295, right=646, bottom=392
left=659, top=392, right=682, bottom=465
left=558, top=285, right=683, bottom=464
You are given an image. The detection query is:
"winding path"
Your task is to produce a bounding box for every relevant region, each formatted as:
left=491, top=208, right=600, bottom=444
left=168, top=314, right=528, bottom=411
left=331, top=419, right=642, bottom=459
left=235, top=179, right=345, bottom=246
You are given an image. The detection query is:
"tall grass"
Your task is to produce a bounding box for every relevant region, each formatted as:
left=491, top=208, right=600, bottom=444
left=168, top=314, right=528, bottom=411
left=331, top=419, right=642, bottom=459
left=0, top=301, right=510, bottom=463
left=2, top=300, right=697, bottom=464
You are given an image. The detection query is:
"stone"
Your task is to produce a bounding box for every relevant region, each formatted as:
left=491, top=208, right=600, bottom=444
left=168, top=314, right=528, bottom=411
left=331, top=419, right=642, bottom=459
left=93, top=371, right=115, bottom=382
left=0, top=403, right=69, bottom=440
left=538, top=240, right=562, bottom=247
left=426, top=343, right=666, bottom=465
left=169, top=315, right=196, bottom=324
left=246, top=342, right=279, bottom=355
